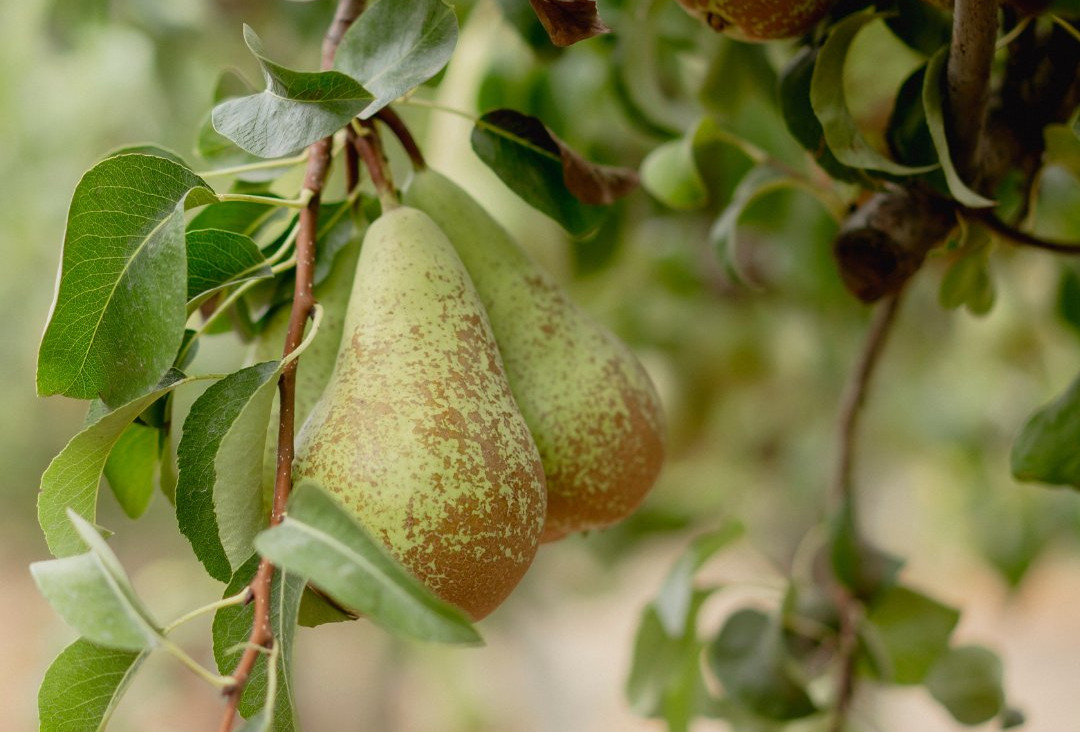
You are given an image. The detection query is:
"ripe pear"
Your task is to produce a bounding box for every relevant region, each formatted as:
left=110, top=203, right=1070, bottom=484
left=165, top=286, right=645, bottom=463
left=675, top=0, right=833, bottom=40
left=293, top=205, right=547, bottom=620
left=404, top=170, right=665, bottom=542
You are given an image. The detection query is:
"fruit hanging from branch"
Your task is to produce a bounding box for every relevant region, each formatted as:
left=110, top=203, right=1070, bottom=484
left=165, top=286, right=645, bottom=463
left=293, top=205, right=547, bottom=620
left=675, top=0, right=835, bottom=40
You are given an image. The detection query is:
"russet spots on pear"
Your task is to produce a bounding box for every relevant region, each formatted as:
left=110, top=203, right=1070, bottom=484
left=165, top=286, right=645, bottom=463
left=293, top=206, right=546, bottom=620
left=403, top=170, right=665, bottom=543
left=675, top=0, right=834, bottom=40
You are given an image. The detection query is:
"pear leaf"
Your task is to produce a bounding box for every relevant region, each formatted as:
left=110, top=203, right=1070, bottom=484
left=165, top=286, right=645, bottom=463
left=212, top=25, right=372, bottom=158
left=177, top=361, right=282, bottom=582
left=862, top=584, right=959, bottom=685
left=254, top=481, right=482, bottom=645
left=38, top=373, right=188, bottom=557
left=640, top=136, right=709, bottom=211
left=654, top=524, right=742, bottom=636
left=31, top=511, right=162, bottom=651
left=471, top=109, right=636, bottom=236
left=213, top=557, right=303, bottom=730
left=37, top=154, right=215, bottom=406
left=334, top=0, right=458, bottom=119
left=922, top=47, right=996, bottom=208
left=186, top=228, right=272, bottom=303
left=38, top=638, right=147, bottom=732
left=811, top=12, right=937, bottom=176
left=102, top=422, right=158, bottom=520
left=528, top=0, right=610, bottom=47
left=926, top=646, right=1005, bottom=725
left=1011, top=371, right=1080, bottom=488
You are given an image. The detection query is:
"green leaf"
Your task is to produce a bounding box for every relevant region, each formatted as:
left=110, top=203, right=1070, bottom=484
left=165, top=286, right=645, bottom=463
left=705, top=608, right=817, bottom=721
left=1057, top=264, right=1080, bottom=338
left=471, top=109, right=607, bottom=237
left=862, top=585, right=959, bottom=685
left=334, top=0, right=458, bottom=119
left=884, top=0, right=952, bottom=56
left=811, top=12, right=937, bottom=176
left=640, top=136, right=708, bottom=211
left=654, top=524, right=742, bottom=636
left=104, top=144, right=191, bottom=167
left=254, top=481, right=481, bottom=645
left=1011, top=371, right=1080, bottom=488
left=39, top=374, right=188, bottom=557
left=926, top=645, right=1005, bottom=725
left=779, top=46, right=861, bottom=183
left=212, top=25, right=373, bottom=158
left=939, top=225, right=995, bottom=316
left=830, top=505, right=904, bottom=601
left=922, top=48, right=996, bottom=208
left=1044, top=122, right=1080, bottom=180
left=102, top=423, right=158, bottom=520
left=37, top=154, right=215, bottom=405
left=188, top=200, right=283, bottom=239
left=38, top=638, right=147, bottom=732
left=177, top=362, right=281, bottom=582
left=311, top=201, right=361, bottom=285
left=213, top=557, right=304, bottom=730
left=31, top=511, right=161, bottom=651
left=186, top=228, right=272, bottom=303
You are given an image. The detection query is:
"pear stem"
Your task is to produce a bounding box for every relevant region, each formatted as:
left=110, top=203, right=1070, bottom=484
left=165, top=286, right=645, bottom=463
left=351, top=118, right=400, bottom=211
left=376, top=107, right=426, bottom=171
left=217, top=2, right=368, bottom=730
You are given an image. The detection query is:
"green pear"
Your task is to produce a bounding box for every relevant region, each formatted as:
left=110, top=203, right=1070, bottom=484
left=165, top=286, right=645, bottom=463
left=293, top=205, right=547, bottom=620
left=404, top=170, right=665, bottom=542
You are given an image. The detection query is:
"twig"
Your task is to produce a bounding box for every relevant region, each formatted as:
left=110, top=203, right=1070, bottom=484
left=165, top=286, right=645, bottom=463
left=217, top=1, right=366, bottom=730
left=376, top=108, right=427, bottom=171
left=946, top=0, right=999, bottom=184
left=351, top=120, right=398, bottom=209
left=828, top=292, right=903, bottom=732
left=968, top=210, right=1080, bottom=254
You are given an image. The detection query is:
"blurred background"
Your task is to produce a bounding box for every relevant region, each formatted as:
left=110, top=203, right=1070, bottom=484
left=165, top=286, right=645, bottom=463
left=4, top=0, right=1080, bottom=730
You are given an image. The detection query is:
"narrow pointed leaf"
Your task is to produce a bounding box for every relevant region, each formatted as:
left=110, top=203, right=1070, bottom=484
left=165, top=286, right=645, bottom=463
left=213, top=557, right=304, bottom=730
left=811, top=12, right=937, bottom=176
left=38, top=638, right=147, bottom=732
left=177, top=361, right=281, bottom=582
left=102, top=422, right=158, bottom=519
left=254, top=481, right=482, bottom=645
left=39, top=374, right=188, bottom=557
left=186, top=228, right=272, bottom=303
left=923, top=48, right=996, bottom=208
left=334, top=0, right=458, bottom=119
left=212, top=25, right=373, bottom=158
left=37, top=154, right=215, bottom=405
left=31, top=512, right=161, bottom=651
left=1012, top=371, right=1080, bottom=487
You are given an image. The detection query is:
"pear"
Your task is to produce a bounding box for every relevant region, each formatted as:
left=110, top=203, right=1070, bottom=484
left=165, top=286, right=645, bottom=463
left=674, top=0, right=833, bottom=40
left=404, top=170, right=664, bottom=542
left=293, top=205, right=547, bottom=620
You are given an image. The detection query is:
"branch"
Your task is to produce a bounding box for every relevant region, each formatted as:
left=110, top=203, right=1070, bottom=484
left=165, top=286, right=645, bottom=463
left=946, top=0, right=999, bottom=184
left=351, top=120, right=398, bottom=209
left=376, top=108, right=426, bottom=171
left=969, top=210, right=1080, bottom=254
left=217, top=2, right=366, bottom=730
left=828, top=292, right=903, bottom=732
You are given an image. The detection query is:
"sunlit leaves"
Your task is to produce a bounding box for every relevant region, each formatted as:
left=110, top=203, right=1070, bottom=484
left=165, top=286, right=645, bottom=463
left=212, top=26, right=372, bottom=158
left=471, top=109, right=637, bottom=236
left=32, top=511, right=162, bottom=651
left=254, top=481, right=481, bottom=645
left=177, top=362, right=282, bottom=582
left=38, top=639, right=146, bottom=732
left=1011, top=370, right=1080, bottom=488
left=811, top=12, right=936, bottom=176
left=334, top=0, right=458, bottom=119
left=37, top=154, right=215, bottom=406
left=38, top=373, right=187, bottom=557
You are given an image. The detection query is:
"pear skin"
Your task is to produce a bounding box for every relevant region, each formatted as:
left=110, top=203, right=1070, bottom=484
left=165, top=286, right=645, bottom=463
left=293, top=206, right=546, bottom=619
left=404, top=170, right=664, bottom=542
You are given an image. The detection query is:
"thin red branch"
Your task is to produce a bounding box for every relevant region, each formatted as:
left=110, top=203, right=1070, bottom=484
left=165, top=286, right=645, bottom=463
left=969, top=210, right=1080, bottom=254
left=376, top=108, right=427, bottom=171
left=217, top=1, right=366, bottom=730
left=352, top=122, right=397, bottom=207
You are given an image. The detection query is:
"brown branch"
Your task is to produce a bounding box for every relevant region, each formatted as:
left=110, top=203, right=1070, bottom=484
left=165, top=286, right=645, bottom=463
left=827, top=292, right=903, bottom=732
left=352, top=121, right=398, bottom=209
left=946, top=0, right=999, bottom=185
left=217, top=2, right=366, bottom=730
left=969, top=210, right=1080, bottom=254
left=345, top=125, right=361, bottom=194
left=376, top=108, right=427, bottom=171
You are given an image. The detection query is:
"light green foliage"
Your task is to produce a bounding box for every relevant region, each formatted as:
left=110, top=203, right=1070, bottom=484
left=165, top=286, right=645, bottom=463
left=39, top=639, right=146, bottom=732
left=926, top=646, right=1006, bottom=725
